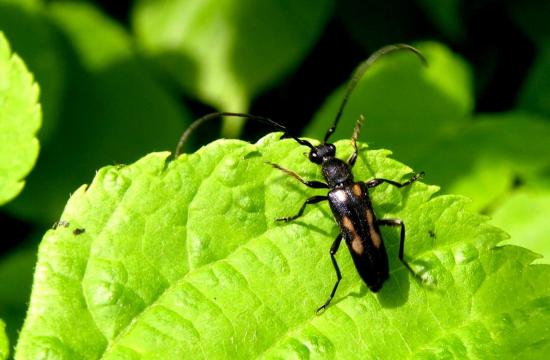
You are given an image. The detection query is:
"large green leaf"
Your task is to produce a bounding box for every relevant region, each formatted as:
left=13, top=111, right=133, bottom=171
left=6, top=2, right=190, bottom=224
left=132, top=0, right=332, bottom=124
left=16, top=135, right=550, bottom=358
left=0, top=319, right=7, bottom=360
left=0, top=32, right=41, bottom=205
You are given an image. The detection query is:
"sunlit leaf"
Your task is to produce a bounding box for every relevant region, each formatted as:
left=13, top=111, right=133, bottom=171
left=0, top=32, right=41, bottom=205
left=16, top=135, right=550, bottom=358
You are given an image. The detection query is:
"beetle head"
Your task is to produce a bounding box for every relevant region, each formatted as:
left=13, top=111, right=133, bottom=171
left=309, top=143, right=336, bottom=164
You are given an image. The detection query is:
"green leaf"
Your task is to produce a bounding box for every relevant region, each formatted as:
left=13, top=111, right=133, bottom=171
left=16, top=135, right=550, bottom=358
left=132, top=0, right=333, bottom=116
left=6, top=2, right=190, bottom=224
left=0, top=319, right=7, bottom=360
left=0, top=31, right=41, bottom=205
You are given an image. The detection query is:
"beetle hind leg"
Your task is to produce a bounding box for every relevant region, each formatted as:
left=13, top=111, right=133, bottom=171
left=377, top=219, right=418, bottom=276
left=316, top=233, right=343, bottom=314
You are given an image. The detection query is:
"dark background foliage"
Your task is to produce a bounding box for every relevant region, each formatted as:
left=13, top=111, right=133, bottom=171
left=1, top=0, right=549, bottom=350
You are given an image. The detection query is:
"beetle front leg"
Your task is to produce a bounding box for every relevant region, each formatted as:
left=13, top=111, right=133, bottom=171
left=317, top=233, right=343, bottom=314
left=276, top=195, right=328, bottom=222
left=267, top=162, right=329, bottom=189
left=366, top=171, right=424, bottom=189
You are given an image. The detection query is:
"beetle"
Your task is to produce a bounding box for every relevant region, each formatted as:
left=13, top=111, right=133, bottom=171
left=175, top=44, right=427, bottom=313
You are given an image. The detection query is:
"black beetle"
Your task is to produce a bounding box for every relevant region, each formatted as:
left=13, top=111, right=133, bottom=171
left=175, top=44, right=427, bottom=313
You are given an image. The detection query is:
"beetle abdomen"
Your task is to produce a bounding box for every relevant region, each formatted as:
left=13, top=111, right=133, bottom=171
left=328, top=183, right=390, bottom=292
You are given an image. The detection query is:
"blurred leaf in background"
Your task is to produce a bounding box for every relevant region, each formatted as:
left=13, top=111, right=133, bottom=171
left=507, top=0, right=550, bottom=47
left=518, top=43, right=550, bottom=118
left=3, top=1, right=191, bottom=225
left=0, top=319, right=7, bottom=360
left=492, top=180, right=550, bottom=264
left=306, top=42, right=473, bottom=179
left=0, top=243, right=36, bottom=349
left=0, top=31, right=41, bottom=205
left=132, top=0, right=333, bottom=136
left=416, top=0, right=463, bottom=41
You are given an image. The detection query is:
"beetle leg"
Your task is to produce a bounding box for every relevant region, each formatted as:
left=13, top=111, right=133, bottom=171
left=365, top=171, right=424, bottom=189
left=276, top=195, right=328, bottom=222
left=377, top=219, right=416, bottom=276
left=347, top=115, right=365, bottom=167
left=267, top=162, right=329, bottom=189
left=317, top=233, right=343, bottom=314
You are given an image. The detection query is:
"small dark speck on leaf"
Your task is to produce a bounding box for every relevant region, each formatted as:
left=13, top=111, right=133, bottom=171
left=428, top=230, right=436, bottom=238
left=73, top=228, right=86, bottom=236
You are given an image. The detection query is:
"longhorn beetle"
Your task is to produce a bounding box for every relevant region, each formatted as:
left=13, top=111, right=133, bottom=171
left=175, top=44, right=427, bottom=313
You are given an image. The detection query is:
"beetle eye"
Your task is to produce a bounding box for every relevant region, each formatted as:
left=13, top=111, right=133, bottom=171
left=309, top=150, right=322, bottom=163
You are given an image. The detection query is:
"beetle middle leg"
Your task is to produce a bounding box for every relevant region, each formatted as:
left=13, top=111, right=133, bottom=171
left=317, top=233, right=343, bottom=314
left=377, top=219, right=417, bottom=276
left=276, top=195, right=328, bottom=222
left=366, top=171, right=424, bottom=189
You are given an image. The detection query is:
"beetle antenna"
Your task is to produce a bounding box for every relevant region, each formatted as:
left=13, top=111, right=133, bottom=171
left=323, top=44, right=427, bottom=144
left=175, top=112, right=313, bottom=157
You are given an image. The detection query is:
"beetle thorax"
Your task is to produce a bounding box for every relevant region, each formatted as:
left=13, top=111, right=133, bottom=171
left=322, top=158, right=354, bottom=188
